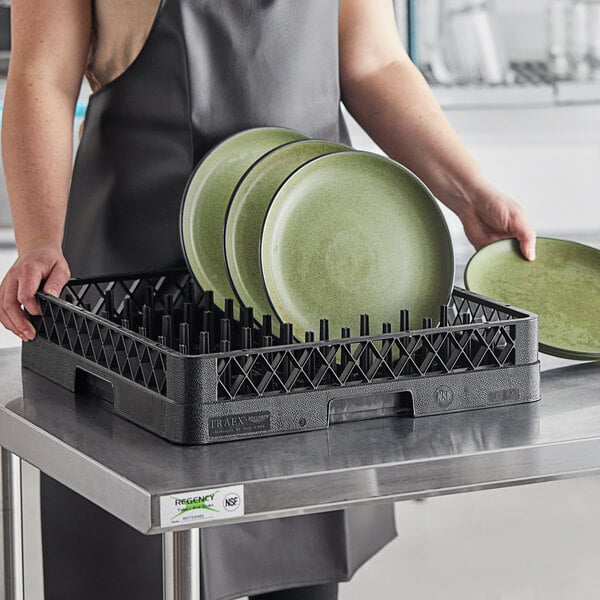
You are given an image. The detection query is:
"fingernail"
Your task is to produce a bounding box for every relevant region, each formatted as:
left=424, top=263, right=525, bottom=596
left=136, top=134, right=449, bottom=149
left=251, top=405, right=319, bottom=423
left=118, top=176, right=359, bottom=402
left=45, top=288, right=59, bottom=297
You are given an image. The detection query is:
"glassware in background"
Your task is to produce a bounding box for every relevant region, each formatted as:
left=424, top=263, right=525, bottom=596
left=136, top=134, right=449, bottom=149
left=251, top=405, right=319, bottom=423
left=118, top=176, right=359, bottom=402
left=548, top=0, right=600, bottom=82
left=408, top=0, right=600, bottom=107
left=570, top=0, right=591, bottom=80
left=422, top=0, right=454, bottom=83
left=428, top=0, right=512, bottom=85
left=469, top=0, right=513, bottom=84
left=548, top=0, right=572, bottom=79
left=590, top=0, right=600, bottom=80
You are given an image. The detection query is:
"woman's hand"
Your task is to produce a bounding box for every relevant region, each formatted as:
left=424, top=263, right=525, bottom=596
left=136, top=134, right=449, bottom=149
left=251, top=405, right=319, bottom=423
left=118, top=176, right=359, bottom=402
left=0, top=246, right=71, bottom=342
left=457, top=187, right=536, bottom=260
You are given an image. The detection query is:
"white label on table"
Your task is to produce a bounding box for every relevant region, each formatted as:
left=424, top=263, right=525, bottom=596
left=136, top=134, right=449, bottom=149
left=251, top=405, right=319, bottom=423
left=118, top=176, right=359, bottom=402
left=160, top=485, right=245, bottom=527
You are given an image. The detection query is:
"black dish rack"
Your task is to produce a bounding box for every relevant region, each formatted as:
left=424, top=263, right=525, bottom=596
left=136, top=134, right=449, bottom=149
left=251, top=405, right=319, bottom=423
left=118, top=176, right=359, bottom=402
left=21, top=269, right=540, bottom=444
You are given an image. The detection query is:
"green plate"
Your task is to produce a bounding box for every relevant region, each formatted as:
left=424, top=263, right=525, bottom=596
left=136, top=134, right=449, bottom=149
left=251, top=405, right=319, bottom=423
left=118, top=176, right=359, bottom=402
left=180, top=127, right=307, bottom=308
left=260, top=151, right=454, bottom=340
left=225, top=139, right=349, bottom=320
left=465, top=237, right=600, bottom=360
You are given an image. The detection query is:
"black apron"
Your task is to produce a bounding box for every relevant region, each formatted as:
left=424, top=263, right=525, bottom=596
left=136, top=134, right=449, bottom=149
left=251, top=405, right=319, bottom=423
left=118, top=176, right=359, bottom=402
left=62, top=0, right=352, bottom=276
left=47, top=1, right=397, bottom=598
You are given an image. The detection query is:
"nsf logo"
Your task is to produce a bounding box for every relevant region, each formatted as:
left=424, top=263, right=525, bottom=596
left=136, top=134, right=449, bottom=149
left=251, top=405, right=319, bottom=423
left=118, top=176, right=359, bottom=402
left=223, top=492, right=241, bottom=512
left=435, top=385, right=454, bottom=408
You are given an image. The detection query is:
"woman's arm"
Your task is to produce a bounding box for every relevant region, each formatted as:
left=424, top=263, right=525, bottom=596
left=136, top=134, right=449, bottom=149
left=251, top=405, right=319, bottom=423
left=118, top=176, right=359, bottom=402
left=0, top=0, right=91, bottom=341
left=339, top=0, right=536, bottom=260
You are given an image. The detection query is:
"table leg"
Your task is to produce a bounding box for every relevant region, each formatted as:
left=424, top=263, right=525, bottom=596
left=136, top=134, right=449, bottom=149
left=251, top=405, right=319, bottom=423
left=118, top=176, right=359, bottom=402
left=1, top=448, right=24, bottom=600
left=163, top=529, right=201, bottom=600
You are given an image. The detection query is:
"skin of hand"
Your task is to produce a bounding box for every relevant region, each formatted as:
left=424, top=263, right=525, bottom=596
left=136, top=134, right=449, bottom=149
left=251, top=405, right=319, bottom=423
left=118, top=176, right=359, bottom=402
left=0, top=0, right=90, bottom=341
left=0, top=246, right=70, bottom=340
left=459, top=185, right=536, bottom=258
left=339, top=0, right=536, bottom=261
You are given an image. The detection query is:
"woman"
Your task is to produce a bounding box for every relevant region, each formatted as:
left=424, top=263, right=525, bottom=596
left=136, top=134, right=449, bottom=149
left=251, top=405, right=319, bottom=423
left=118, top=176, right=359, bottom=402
left=0, top=1, right=536, bottom=599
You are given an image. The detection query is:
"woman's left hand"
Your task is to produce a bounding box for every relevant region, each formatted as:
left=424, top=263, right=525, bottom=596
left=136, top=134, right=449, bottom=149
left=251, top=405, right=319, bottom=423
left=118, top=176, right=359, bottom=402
left=457, top=186, right=536, bottom=261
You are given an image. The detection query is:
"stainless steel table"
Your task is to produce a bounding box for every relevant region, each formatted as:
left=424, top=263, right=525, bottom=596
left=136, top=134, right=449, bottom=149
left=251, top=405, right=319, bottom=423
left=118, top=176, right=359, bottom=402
left=1, top=347, right=599, bottom=599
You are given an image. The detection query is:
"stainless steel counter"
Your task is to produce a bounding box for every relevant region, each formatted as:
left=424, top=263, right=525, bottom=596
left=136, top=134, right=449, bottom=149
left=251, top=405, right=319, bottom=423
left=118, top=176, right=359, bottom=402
left=0, top=347, right=599, bottom=535
left=1, top=347, right=599, bottom=599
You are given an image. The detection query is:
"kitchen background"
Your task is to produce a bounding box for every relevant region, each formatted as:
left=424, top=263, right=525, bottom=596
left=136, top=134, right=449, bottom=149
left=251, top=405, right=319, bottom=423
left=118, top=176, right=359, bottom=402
left=1, top=1, right=600, bottom=598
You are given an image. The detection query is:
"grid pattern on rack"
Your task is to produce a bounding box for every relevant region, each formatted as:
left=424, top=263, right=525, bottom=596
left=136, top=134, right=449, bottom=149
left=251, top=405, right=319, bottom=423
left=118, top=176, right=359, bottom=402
left=32, top=272, right=200, bottom=394
left=60, top=271, right=200, bottom=316
left=216, top=290, right=518, bottom=400
left=35, top=298, right=169, bottom=393
left=30, top=272, right=528, bottom=402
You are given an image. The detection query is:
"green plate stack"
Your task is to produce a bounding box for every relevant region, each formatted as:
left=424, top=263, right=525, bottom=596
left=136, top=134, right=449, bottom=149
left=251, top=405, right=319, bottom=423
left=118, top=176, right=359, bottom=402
left=180, top=127, right=454, bottom=341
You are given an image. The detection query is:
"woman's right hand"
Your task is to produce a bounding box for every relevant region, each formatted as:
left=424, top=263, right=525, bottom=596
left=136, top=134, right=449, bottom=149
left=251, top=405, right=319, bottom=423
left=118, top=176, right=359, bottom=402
left=0, top=246, right=71, bottom=342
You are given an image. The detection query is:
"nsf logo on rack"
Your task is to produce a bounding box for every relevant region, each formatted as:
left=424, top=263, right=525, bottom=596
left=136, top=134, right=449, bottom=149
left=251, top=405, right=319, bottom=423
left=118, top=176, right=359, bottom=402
left=160, top=485, right=245, bottom=526
left=435, top=385, right=454, bottom=408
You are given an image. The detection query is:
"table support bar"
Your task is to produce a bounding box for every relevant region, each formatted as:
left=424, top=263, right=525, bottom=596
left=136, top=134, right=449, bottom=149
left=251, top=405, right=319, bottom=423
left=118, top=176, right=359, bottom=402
left=163, top=529, right=201, bottom=600
left=1, top=448, right=24, bottom=600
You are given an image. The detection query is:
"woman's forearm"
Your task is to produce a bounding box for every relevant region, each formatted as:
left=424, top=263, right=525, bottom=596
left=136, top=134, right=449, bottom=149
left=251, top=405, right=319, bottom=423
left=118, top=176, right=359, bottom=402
left=338, top=0, right=535, bottom=259
left=341, top=59, right=487, bottom=218
left=2, top=76, right=77, bottom=255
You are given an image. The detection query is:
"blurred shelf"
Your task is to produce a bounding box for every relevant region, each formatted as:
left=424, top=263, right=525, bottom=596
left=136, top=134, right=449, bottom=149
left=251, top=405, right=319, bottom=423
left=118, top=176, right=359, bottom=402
left=430, top=84, right=554, bottom=109
left=423, top=61, right=600, bottom=110
left=556, top=81, right=600, bottom=105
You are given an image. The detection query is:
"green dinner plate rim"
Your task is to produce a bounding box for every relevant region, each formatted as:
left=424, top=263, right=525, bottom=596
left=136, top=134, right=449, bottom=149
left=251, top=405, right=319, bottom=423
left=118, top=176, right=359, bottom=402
left=538, top=343, right=600, bottom=361
left=464, top=236, right=600, bottom=360
left=179, top=126, right=307, bottom=306
left=223, top=139, right=350, bottom=321
left=464, top=236, right=600, bottom=289
left=259, top=150, right=455, bottom=338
